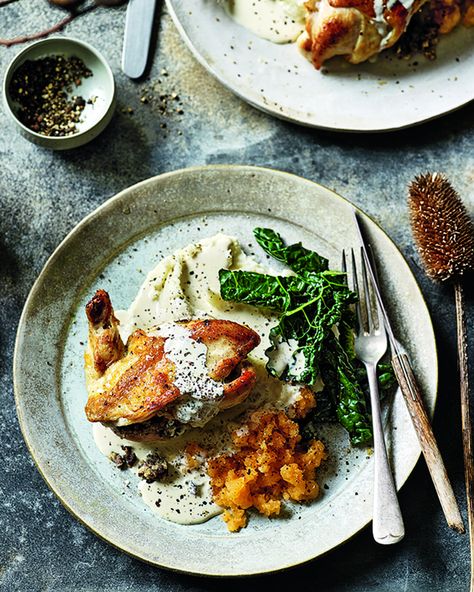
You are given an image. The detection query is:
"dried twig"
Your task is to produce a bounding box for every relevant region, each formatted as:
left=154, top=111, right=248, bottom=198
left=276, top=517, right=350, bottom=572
left=0, top=0, right=20, bottom=8
left=0, top=4, right=98, bottom=47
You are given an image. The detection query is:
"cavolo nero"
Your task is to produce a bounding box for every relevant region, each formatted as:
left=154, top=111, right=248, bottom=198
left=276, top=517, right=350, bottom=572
left=219, top=228, right=394, bottom=446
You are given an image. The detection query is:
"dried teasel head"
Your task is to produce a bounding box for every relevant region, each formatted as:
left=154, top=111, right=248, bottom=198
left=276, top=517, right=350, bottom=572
left=408, top=172, right=474, bottom=282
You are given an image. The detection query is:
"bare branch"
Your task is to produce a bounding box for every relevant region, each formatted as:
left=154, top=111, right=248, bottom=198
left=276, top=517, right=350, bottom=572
left=0, top=0, right=20, bottom=7
left=0, top=4, right=98, bottom=47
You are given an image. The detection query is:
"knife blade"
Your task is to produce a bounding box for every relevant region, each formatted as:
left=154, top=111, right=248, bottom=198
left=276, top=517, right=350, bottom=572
left=353, top=210, right=464, bottom=533
left=122, top=0, right=157, bottom=79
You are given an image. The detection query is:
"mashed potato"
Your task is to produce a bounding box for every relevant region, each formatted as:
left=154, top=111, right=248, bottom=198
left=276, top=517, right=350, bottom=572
left=223, top=0, right=307, bottom=43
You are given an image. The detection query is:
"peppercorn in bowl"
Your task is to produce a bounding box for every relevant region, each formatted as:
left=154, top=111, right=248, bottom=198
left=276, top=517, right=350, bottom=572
left=3, top=36, right=115, bottom=150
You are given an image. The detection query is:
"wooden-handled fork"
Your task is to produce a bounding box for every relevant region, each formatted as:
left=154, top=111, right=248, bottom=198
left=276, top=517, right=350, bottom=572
left=353, top=211, right=465, bottom=533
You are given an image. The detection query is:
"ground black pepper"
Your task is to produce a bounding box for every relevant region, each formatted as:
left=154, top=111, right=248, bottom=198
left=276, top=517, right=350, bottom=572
left=9, top=54, right=93, bottom=136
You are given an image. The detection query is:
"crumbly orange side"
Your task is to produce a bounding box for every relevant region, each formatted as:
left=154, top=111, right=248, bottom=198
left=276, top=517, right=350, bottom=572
left=207, top=408, right=326, bottom=532
left=287, top=386, right=317, bottom=420
left=183, top=442, right=207, bottom=471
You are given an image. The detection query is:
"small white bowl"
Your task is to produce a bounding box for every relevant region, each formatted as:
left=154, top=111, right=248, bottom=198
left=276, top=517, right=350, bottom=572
left=3, top=37, right=116, bottom=150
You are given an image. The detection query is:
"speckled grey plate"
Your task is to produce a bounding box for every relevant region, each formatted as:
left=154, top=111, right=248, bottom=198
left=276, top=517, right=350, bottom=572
left=166, top=0, right=474, bottom=131
left=14, top=165, right=437, bottom=576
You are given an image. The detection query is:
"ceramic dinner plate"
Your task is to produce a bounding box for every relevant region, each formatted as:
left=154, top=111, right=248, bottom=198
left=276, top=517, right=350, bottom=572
left=14, top=166, right=437, bottom=576
left=166, top=0, right=474, bottom=131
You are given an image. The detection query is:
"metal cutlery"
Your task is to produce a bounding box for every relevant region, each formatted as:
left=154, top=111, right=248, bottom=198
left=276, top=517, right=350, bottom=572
left=343, top=249, right=405, bottom=545
left=122, top=0, right=157, bottom=79
left=353, top=211, right=464, bottom=534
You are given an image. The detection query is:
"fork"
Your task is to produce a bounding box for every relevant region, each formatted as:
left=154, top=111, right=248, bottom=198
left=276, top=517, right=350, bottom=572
left=343, top=248, right=405, bottom=545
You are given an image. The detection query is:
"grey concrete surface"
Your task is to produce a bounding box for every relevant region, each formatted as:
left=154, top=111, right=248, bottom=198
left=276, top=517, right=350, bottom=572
left=1, top=2, right=473, bottom=591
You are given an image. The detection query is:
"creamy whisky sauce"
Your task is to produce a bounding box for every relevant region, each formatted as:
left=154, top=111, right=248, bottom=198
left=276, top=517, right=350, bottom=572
left=223, top=0, right=306, bottom=43
left=158, top=323, right=225, bottom=428
left=373, top=0, right=417, bottom=48
left=93, top=234, right=305, bottom=526
left=93, top=422, right=222, bottom=524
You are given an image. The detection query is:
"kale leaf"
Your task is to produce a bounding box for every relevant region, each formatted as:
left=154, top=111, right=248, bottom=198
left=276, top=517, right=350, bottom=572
left=302, top=360, right=397, bottom=445
left=254, top=227, right=329, bottom=274
left=219, top=266, right=355, bottom=386
left=219, top=227, right=378, bottom=446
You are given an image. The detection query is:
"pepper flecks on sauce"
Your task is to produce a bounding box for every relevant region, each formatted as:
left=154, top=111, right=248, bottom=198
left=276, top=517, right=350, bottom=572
left=223, top=0, right=306, bottom=43
left=92, top=234, right=305, bottom=526
left=160, top=323, right=224, bottom=402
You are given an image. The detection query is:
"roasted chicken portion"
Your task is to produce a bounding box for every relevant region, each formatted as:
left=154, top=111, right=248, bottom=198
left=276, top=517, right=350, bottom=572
left=299, top=0, right=427, bottom=68
left=84, top=290, right=260, bottom=441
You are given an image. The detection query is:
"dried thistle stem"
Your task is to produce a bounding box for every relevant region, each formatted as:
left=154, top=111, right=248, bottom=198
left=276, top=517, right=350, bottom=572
left=409, top=172, right=474, bottom=589
left=455, top=281, right=474, bottom=592
left=0, top=4, right=97, bottom=47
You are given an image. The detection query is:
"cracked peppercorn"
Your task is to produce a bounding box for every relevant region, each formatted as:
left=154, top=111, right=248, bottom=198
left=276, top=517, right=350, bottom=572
left=9, top=54, right=93, bottom=137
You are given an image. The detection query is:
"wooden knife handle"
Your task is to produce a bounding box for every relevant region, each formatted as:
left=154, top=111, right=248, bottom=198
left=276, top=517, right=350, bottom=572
left=391, top=353, right=465, bottom=533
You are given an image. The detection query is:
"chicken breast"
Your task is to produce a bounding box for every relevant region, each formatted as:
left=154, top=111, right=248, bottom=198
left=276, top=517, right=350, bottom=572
left=84, top=290, right=261, bottom=441
left=299, top=0, right=428, bottom=68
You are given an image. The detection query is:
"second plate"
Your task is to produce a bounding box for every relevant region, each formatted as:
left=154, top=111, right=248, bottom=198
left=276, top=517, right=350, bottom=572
left=166, top=0, right=474, bottom=131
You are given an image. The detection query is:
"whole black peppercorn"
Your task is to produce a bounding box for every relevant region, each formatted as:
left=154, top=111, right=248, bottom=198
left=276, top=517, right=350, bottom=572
left=9, top=54, right=93, bottom=137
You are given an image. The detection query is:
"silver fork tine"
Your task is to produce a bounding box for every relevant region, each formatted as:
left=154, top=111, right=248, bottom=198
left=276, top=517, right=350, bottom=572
left=354, top=212, right=464, bottom=534
left=346, top=247, right=404, bottom=545
left=363, top=247, right=386, bottom=332
left=360, top=247, right=374, bottom=333
left=350, top=248, right=363, bottom=331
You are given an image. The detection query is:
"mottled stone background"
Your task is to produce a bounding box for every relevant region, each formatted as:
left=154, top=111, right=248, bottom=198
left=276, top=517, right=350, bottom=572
left=1, top=2, right=473, bottom=591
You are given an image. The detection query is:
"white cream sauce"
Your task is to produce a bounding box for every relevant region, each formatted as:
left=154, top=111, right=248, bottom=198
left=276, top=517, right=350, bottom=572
left=222, top=0, right=306, bottom=43
left=158, top=323, right=225, bottom=427
left=373, top=0, right=389, bottom=39
left=267, top=337, right=324, bottom=388
left=222, top=0, right=415, bottom=53
left=267, top=337, right=299, bottom=375
left=94, top=422, right=222, bottom=524
left=160, top=323, right=223, bottom=402
left=94, top=234, right=305, bottom=525
left=373, top=0, right=416, bottom=48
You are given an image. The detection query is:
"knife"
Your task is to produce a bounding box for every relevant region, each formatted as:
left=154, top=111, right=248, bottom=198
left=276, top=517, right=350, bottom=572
left=122, top=0, right=157, bottom=79
left=353, top=211, right=465, bottom=534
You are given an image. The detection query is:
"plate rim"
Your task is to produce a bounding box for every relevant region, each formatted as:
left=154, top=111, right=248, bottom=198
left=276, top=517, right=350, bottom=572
left=13, top=164, right=438, bottom=576
left=164, top=0, right=474, bottom=132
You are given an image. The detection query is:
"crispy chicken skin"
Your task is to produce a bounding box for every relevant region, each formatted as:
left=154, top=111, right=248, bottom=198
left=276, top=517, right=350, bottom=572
left=86, top=289, right=124, bottom=376
left=299, top=0, right=427, bottom=68
left=84, top=290, right=260, bottom=439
